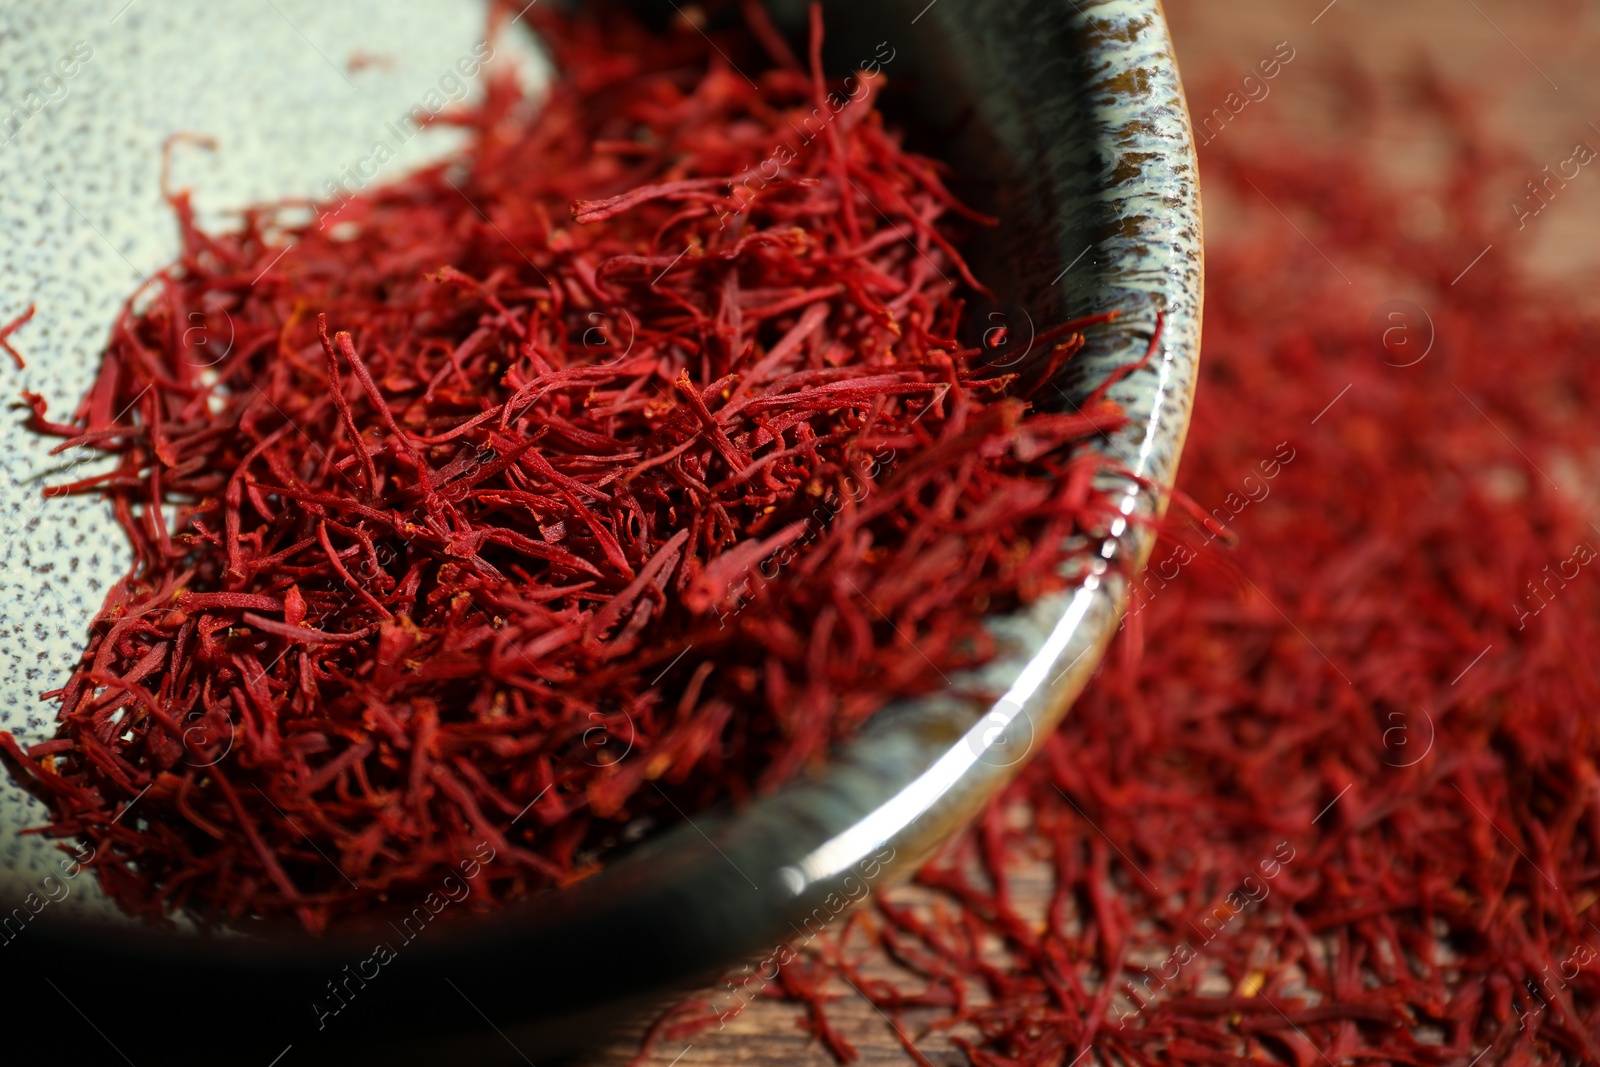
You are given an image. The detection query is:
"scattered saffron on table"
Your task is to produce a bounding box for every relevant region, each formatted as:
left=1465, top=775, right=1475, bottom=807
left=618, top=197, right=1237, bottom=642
left=697, top=67, right=1600, bottom=1067
left=0, top=4, right=1128, bottom=933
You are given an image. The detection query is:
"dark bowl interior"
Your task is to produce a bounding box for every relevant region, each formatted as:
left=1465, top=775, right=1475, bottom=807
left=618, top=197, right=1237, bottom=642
left=0, top=2, right=1199, bottom=1063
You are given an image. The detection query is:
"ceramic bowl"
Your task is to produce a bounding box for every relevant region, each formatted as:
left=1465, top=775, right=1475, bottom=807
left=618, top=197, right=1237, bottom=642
left=0, top=1, right=1200, bottom=1061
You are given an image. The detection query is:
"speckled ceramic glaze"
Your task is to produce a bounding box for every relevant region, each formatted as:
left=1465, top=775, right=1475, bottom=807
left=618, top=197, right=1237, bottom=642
left=0, top=1, right=1200, bottom=1062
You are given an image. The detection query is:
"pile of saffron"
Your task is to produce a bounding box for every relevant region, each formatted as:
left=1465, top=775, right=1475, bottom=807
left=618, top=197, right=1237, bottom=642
left=0, top=5, right=1128, bottom=932
left=670, top=70, right=1600, bottom=1067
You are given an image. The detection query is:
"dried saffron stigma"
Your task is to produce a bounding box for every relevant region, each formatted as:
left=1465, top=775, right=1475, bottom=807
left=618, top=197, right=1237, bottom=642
left=1, top=3, right=1132, bottom=933
left=656, top=53, right=1600, bottom=1067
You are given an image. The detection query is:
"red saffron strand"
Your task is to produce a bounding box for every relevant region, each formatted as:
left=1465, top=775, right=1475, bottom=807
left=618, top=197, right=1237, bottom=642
left=0, top=302, right=36, bottom=369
